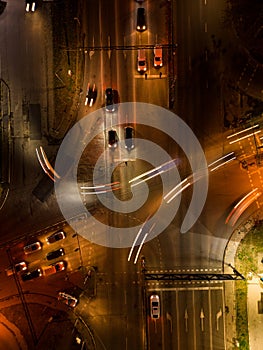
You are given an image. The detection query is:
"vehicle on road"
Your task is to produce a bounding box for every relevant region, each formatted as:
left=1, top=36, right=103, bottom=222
left=108, top=129, right=118, bottom=148
left=24, top=241, right=42, bottom=255
left=85, top=83, right=97, bottom=107
left=43, top=261, right=66, bottom=275
left=136, top=8, right=146, bottom=32
left=137, top=49, right=147, bottom=72
left=6, top=261, right=27, bottom=276
left=21, top=268, right=42, bottom=281
left=46, top=231, right=66, bottom=244
left=154, top=45, right=163, bottom=67
left=25, top=0, right=35, bottom=12
left=105, top=88, right=115, bottom=112
left=46, top=248, right=65, bottom=261
left=58, top=292, right=78, bottom=308
left=124, top=126, right=135, bottom=150
left=150, top=294, right=160, bottom=319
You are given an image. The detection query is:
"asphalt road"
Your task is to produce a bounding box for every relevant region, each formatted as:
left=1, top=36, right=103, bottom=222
left=1, top=0, right=263, bottom=350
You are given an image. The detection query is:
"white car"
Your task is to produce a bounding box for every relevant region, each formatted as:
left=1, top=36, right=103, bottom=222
left=58, top=292, right=78, bottom=308
left=23, top=241, right=42, bottom=254
left=150, top=294, right=160, bottom=319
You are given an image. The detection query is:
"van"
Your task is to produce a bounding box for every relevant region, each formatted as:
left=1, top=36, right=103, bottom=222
left=154, top=45, right=163, bottom=67
left=137, top=49, right=147, bottom=72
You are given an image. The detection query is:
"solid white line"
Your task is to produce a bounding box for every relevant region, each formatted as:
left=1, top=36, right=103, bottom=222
left=176, top=289, right=180, bottom=349
left=208, top=288, right=213, bottom=350
left=147, top=286, right=223, bottom=292
left=193, top=290, right=197, bottom=350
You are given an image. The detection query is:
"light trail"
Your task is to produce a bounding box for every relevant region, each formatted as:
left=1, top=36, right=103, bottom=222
left=36, top=147, right=60, bottom=182
left=225, top=188, right=262, bottom=226
left=229, top=130, right=261, bottom=144
left=227, top=124, right=259, bottom=139
left=128, top=215, right=155, bottom=264
left=129, top=159, right=178, bottom=188
left=80, top=182, right=120, bottom=195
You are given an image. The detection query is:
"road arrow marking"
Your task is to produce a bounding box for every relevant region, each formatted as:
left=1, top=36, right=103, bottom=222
left=108, top=35, right=111, bottom=59
left=200, top=308, right=205, bottom=331
left=89, top=36, right=95, bottom=58
left=184, top=309, right=188, bottom=332
left=216, top=308, right=222, bottom=331
left=166, top=312, right=173, bottom=333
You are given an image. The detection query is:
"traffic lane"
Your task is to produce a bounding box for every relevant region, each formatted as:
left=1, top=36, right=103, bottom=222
left=147, top=0, right=168, bottom=45
left=210, top=287, right=225, bottom=349
left=147, top=313, right=163, bottom=350
left=80, top=271, right=144, bottom=349
left=134, top=74, right=167, bottom=106
left=195, top=287, right=224, bottom=349
left=177, top=289, right=195, bottom=350
left=162, top=290, right=180, bottom=350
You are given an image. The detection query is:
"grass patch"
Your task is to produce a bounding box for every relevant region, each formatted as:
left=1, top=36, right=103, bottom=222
left=235, top=224, right=263, bottom=348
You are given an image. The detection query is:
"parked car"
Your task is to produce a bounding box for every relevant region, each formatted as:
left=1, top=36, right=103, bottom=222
left=105, top=88, right=115, bottom=112
left=150, top=294, right=160, bottom=319
left=46, top=248, right=65, bottom=261
left=136, top=8, right=146, bottom=32
left=24, top=241, right=42, bottom=255
left=21, top=268, right=42, bottom=282
left=137, top=49, right=147, bottom=72
left=124, top=126, right=135, bottom=150
left=108, top=129, right=118, bottom=148
left=58, top=292, right=78, bottom=308
left=46, top=231, right=66, bottom=244
left=5, top=261, right=27, bottom=277
left=154, top=45, right=163, bottom=67
left=25, top=0, right=36, bottom=12
left=43, top=261, right=66, bottom=276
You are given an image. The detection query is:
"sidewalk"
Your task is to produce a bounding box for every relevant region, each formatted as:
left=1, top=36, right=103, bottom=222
left=224, top=214, right=263, bottom=349
left=247, top=277, right=263, bottom=350
left=0, top=312, right=27, bottom=350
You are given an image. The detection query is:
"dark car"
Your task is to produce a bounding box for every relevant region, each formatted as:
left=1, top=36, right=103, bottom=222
left=136, top=8, right=146, bottom=32
left=105, top=88, right=115, bottom=112
left=46, top=231, right=66, bottom=244
left=124, top=126, right=135, bottom=150
left=6, top=261, right=27, bottom=277
left=21, top=268, right=42, bottom=282
left=108, top=129, right=118, bottom=148
left=46, top=248, right=65, bottom=261
left=25, top=0, right=36, bottom=12
left=85, top=83, right=97, bottom=107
